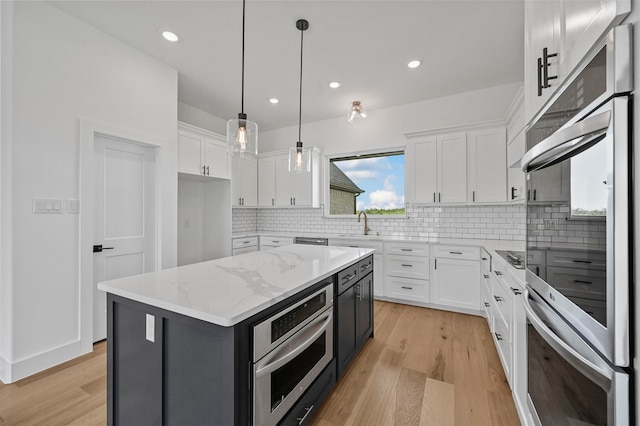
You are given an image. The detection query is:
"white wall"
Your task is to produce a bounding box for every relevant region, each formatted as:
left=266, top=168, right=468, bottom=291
left=0, top=2, right=178, bottom=383
left=259, top=82, right=523, bottom=155
left=178, top=102, right=227, bottom=135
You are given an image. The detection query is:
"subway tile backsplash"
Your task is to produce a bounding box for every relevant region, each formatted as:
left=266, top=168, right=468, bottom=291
left=232, top=204, right=526, bottom=241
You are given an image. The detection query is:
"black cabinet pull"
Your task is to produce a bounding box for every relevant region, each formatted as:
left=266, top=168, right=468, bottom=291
left=434, top=259, right=437, bottom=270
left=449, top=251, right=463, bottom=255
left=400, top=248, right=413, bottom=252
left=542, top=47, right=558, bottom=88
left=93, top=244, right=114, bottom=253
left=533, top=189, right=537, bottom=201
left=494, top=270, right=503, bottom=276
left=493, top=295, right=503, bottom=302
left=511, top=287, right=522, bottom=295
left=202, top=165, right=206, bottom=175
left=537, top=57, right=544, bottom=96
left=433, top=192, right=436, bottom=203
left=511, top=186, right=517, bottom=200
left=401, top=286, right=413, bottom=290
left=400, top=264, right=413, bottom=267
left=495, top=332, right=503, bottom=341
left=438, top=192, right=441, bottom=203
left=483, top=274, right=490, bottom=279
left=573, top=280, right=593, bottom=285
left=206, top=165, right=210, bottom=175
left=473, top=191, right=475, bottom=202
left=484, top=302, right=490, bottom=308
left=572, top=259, right=592, bottom=264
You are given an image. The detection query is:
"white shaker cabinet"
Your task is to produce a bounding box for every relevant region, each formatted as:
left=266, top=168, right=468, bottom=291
left=257, top=156, right=276, bottom=207
left=407, top=132, right=467, bottom=204
left=232, top=156, right=257, bottom=207
left=329, top=238, right=385, bottom=299
left=178, top=122, right=230, bottom=180
left=430, top=245, right=481, bottom=313
left=524, top=0, right=630, bottom=123
left=467, top=127, right=507, bottom=203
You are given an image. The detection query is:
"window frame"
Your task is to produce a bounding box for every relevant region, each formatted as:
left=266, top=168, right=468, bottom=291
left=323, top=147, right=407, bottom=219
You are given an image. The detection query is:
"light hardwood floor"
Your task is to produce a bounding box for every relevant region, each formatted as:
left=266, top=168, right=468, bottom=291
left=0, top=301, right=520, bottom=425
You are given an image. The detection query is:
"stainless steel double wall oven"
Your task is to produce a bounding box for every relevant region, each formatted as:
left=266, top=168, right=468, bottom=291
left=522, top=25, right=633, bottom=425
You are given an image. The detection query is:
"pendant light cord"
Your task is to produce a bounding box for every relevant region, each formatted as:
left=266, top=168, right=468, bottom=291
left=241, top=0, right=246, bottom=114
left=298, top=25, right=304, bottom=143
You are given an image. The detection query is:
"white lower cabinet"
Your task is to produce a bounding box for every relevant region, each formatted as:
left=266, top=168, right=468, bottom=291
left=231, top=236, right=258, bottom=255
left=430, top=245, right=481, bottom=313
left=259, top=236, right=294, bottom=250
left=384, top=242, right=429, bottom=303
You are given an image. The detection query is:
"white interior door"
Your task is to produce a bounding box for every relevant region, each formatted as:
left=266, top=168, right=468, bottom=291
left=93, top=135, right=156, bottom=342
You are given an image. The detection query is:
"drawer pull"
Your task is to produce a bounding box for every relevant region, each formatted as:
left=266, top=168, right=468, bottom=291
left=493, top=295, right=504, bottom=302
left=573, top=280, right=593, bottom=285
left=243, top=241, right=250, bottom=244
left=482, top=257, right=488, bottom=261
left=349, top=245, right=359, bottom=248
left=484, top=302, right=490, bottom=308
left=494, top=270, right=503, bottom=276
left=449, top=251, right=463, bottom=255
left=573, top=259, right=592, bottom=264
left=401, top=286, right=413, bottom=290
left=341, top=274, right=357, bottom=283
left=483, top=274, right=490, bottom=279
left=510, top=287, right=522, bottom=295
left=400, top=264, right=413, bottom=267
left=297, top=405, right=314, bottom=425
left=494, top=332, right=503, bottom=341
left=400, top=248, right=413, bottom=252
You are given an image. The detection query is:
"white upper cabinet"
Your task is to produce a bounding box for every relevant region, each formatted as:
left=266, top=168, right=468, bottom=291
left=178, top=122, right=230, bottom=180
left=524, top=0, right=630, bottom=123
left=258, top=156, right=276, bottom=207
left=467, top=127, right=507, bottom=203
left=231, top=156, right=257, bottom=207
left=407, top=132, right=467, bottom=204
left=258, top=148, right=321, bottom=208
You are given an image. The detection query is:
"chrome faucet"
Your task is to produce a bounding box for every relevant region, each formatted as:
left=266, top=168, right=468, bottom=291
left=357, top=211, right=371, bottom=235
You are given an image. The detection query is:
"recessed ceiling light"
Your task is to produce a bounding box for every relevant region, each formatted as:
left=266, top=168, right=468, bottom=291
left=407, top=60, right=421, bottom=69
left=329, top=82, right=341, bottom=89
left=161, top=31, right=179, bottom=42
left=269, top=98, right=279, bottom=104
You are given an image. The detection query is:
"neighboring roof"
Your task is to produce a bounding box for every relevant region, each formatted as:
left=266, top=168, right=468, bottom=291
left=330, top=162, right=365, bottom=194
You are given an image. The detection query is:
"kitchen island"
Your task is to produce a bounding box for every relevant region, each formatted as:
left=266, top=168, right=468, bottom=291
left=98, top=244, right=374, bottom=426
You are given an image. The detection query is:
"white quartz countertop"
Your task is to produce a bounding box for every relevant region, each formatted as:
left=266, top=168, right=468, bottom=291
left=98, top=245, right=374, bottom=327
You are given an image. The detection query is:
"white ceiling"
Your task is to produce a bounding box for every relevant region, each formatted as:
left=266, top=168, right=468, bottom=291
left=50, top=0, right=525, bottom=131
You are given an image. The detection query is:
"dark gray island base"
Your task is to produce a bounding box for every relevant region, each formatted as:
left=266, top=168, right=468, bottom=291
left=106, top=255, right=374, bottom=426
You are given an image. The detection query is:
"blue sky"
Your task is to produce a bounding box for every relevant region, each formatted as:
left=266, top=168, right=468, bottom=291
left=334, top=154, right=405, bottom=211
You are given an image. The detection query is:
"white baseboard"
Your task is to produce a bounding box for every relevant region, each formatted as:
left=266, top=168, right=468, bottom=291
left=0, top=339, right=89, bottom=384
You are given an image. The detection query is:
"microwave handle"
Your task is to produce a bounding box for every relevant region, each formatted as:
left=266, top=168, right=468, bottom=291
left=522, top=289, right=613, bottom=389
left=522, top=110, right=611, bottom=173
left=255, top=310, right=332, bottom=378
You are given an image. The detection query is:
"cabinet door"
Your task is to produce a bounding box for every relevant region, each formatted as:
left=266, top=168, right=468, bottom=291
left=274, top=156, right=293, bottom=206
left=178, top=131, right=204, bottom=176
left=258, top=157, right=276, bottom=207
left=409, top=137, right=438, bottom=203
left=373, top=253, right=384, bottom=298
left=438, top=133, right=467, bottom=203
left=355, top=274, right=373, bottom=346
left=337, top=286, right=356, bottom=378
left=524, top=0, right=561, bottom=122
left=468, top=128, right=507, bottom=203
left=431, top=257, right=481, bottom=311
left=508, top=167, right=526, bottom=202
left=232, top=156, right=257, bottom=207
left=291, top=168, right=313, bottom=206
left=203, top=137, right=229, bottom=179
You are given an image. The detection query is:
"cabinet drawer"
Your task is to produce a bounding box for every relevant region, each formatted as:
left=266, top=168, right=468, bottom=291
left=329, top=239, right=384, bottom=253
left=386, top=255, right=429, bottom=280
left=259, top=236, right=294, bottom=248
left=232, top=236, right=258, bottom=249
left=385, top=277, right=429, bottom=303
left=385, top=242, right=429, bottom=257
left=337, top=263, right=360, bottom=295
left=358, top=256, right=374, bottom=277
left=232, top=246, right=258, bottom=256
left=431, top=245, right=480, bottom=261
left=546, top=250, right=606, bottom=270
left=546, top=266, right=606, bottom=300
left=493, top=314, right=511, bottom=382
left=492, top=272, right=513, bottom=327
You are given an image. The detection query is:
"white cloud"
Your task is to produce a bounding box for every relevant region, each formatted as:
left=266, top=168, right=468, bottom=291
left=361, top=176, right=405, bottom=210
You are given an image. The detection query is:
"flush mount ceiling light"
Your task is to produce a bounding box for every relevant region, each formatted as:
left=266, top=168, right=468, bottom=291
left=347, top=101, right=367, bottom=123
left=161, top=30, right=179, bottom=42
left=289, top=19, right=312, bottom=173
left=329, top=81, right=341, bottom=89
left=227, top=0, right=258, bottom=158
left=407, top=60, right=421, bottom=69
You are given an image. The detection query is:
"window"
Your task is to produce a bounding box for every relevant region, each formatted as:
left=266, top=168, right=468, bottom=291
left=328, top=151, right=405, bottom=216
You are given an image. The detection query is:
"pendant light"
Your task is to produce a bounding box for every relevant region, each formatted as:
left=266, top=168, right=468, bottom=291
left=289, top=19, right=312, bottom=173
left=227, top=0, right=258, bottom=158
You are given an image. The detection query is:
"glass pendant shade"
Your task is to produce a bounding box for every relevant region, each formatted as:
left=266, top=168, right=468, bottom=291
left=227, top=113, right=258, bottom=158
left=289, top=142, right=311, bottom=172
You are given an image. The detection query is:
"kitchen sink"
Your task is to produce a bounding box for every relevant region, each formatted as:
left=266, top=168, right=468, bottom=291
left=495, top=250, right=525, bottom=269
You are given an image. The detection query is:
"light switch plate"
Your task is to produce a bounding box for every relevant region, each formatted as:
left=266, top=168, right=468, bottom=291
left=33, top=198, right=63, bottom=214
left=146, top=314, right=155, bottom=342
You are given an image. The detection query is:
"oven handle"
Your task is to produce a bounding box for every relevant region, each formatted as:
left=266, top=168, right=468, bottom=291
left=522, top=289, right=613, bottom=390
left=255, top=309, right=333, bottom=378
left=521, top=110, right=610, bottom=173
